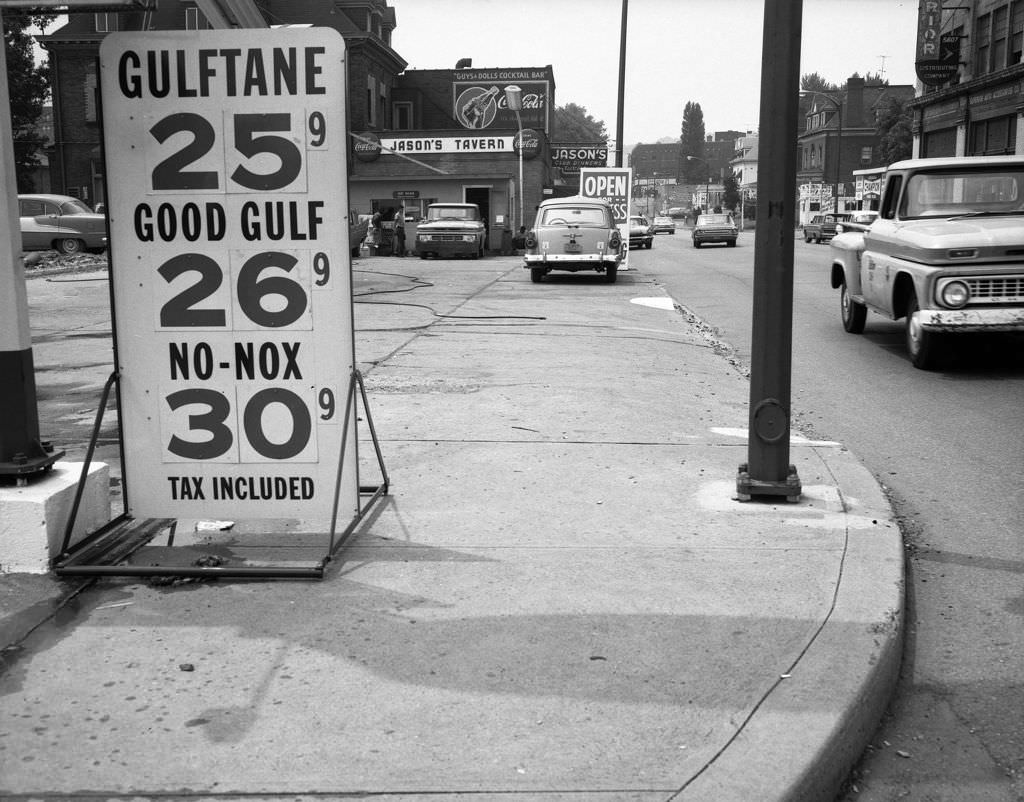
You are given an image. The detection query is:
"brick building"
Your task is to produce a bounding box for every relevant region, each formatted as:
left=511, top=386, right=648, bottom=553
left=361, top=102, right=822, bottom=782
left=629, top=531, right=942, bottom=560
left=910, top=0, right=1024, bottom=157
left=796, top=76, right=914, bottom=221
left=37, top=0, right=558, bottom=247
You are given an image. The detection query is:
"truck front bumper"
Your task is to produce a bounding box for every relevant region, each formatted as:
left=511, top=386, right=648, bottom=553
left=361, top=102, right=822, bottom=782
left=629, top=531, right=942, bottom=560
left=921, top=307, right=1024, bottom=332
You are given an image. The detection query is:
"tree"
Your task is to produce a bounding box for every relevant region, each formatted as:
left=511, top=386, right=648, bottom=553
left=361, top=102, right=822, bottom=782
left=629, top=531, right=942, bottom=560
left=722, top=172, right=740, bottom=213
left=4, top=12, right=53, bottom=192
left=800, top=72, right=840, bottom=93
left=679, top=101, right=705, bottom=182
left=553, top=103, right=607, bottom=143
left=876, top=94, right=913, bottom=166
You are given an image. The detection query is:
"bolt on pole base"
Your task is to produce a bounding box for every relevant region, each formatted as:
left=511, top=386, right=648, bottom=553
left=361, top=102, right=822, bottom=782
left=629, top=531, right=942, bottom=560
left=736, top=463, right=802, bottom=503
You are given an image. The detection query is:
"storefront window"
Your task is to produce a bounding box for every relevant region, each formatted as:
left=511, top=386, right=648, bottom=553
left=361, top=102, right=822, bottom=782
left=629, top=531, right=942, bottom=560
left=970, top=115, right=1016, bottom=155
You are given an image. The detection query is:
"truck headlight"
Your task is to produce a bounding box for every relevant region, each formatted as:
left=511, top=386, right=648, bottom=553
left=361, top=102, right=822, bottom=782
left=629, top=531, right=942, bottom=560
left=940, top=280, right=970, bottom=308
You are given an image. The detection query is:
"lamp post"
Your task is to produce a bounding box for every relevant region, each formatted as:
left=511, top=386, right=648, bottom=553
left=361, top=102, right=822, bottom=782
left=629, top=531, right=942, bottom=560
left=686, top=155, right=711, bottom=215
left=801, top=90, right=843, bottom=213
left=504, top=85, right=525, bottom=232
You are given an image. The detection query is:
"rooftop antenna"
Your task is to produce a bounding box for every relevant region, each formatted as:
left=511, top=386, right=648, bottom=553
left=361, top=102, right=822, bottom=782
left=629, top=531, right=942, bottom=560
left=877, top=54, right=887, bottom=78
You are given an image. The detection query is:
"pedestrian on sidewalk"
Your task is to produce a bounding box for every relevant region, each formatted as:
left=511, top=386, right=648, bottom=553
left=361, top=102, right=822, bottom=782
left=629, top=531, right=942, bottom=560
left=393, top=205, right=406, bottom=257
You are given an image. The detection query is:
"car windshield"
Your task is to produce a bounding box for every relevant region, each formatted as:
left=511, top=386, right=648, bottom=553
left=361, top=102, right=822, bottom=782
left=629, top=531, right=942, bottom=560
left=697, top=215, right=731, bottom=225
left=426, top=206, right=477, bottom=221
left=899, top=168, right=1024, bottom=218
left=630, top=217, right=646, bottom=225
left=540, top=207, right=609, bottom=226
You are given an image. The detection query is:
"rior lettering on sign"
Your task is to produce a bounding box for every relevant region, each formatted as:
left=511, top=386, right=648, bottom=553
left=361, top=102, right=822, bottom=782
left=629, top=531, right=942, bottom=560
left=99, top=28, right=357, bottom=520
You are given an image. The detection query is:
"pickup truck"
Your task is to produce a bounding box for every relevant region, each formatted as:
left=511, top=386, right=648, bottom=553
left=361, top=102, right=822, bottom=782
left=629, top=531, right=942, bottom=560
left=803, top=212, right=851, bottom=243
left=414, top=202, right=486, bottom=259
left=829, top=156, right=1024, bottom=369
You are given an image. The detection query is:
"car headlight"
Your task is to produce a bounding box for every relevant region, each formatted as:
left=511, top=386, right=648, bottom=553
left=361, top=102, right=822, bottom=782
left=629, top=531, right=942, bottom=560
left=940, top=280, right=970, bottom=308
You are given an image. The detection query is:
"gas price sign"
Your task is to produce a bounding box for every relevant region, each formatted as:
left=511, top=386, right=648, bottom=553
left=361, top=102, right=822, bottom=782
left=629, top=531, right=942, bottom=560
left=99, top=28, right=357, bottom=520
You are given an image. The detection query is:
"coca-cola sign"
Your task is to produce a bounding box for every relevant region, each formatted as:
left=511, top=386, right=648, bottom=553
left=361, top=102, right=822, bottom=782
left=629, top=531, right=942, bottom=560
left=452, top=77, right=550, bottom=132
left=514, top=128, right=541, bottom=160
left=353, top=131, right=381, bottom=162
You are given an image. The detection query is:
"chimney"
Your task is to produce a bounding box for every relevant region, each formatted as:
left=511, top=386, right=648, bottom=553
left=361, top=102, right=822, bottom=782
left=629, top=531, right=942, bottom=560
left=845, top=76, right=865, bottom=128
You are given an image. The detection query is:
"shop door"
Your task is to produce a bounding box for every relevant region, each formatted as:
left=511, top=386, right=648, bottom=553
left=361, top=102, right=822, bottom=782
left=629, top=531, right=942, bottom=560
left=465, top=187, right=491, bottom=249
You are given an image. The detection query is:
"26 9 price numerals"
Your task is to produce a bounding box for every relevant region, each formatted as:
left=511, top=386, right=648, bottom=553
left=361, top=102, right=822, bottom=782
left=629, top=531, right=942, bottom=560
left=163, top=385, right=339, bottom=463
left=158, top=249, right=331, bottom=331
left=149, top=110, right=327, bottom=193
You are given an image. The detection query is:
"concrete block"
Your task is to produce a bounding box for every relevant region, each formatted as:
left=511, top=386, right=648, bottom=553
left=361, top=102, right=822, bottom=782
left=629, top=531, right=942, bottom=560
left=0, top=462, right=110, bottom=574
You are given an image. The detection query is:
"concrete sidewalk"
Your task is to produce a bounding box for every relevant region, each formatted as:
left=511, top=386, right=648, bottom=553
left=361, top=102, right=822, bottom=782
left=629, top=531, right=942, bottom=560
left=0, top=256, right=903, bottom=800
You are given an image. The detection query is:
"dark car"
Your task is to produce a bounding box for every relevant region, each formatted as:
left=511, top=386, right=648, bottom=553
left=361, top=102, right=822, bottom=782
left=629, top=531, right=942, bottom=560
left=18, top=194, right=108, bottom=255
left=692, top=213, right=738, bottom=248
left=651, top=215, right=676, bottom=235
left=803, top=212, right=852, bottom=244
left=628, top=215, right=654, bottom=249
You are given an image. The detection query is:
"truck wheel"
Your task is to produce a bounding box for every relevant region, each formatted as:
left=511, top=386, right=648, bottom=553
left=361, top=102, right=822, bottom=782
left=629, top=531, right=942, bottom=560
left=905, top=293, right=943, bottom=370
left=530, top=267, right=544, bottom=283
left=604, top=263, right=618, bottom=284
left=840, top=281, right=867, bottom=333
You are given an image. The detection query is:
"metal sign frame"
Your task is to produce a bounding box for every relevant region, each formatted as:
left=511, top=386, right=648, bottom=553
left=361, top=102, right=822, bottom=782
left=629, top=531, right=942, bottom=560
left=51, top=26, right=389, bottom=579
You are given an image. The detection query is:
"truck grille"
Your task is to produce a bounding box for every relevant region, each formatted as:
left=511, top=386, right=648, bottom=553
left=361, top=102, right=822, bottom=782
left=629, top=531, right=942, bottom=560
left=966, top=276, right=1024, bottom=303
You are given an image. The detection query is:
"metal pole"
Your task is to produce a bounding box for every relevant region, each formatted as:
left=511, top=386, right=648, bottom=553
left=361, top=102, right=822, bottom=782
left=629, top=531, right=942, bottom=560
left=0, top=9, right=63, bottom=478
left=615, top=0, right=627, bottom=167
left=515, top=108, right=524, bottom=230
left=737, top=0, right=803, bottom=502
left=835, top=101, right=843, bottom=213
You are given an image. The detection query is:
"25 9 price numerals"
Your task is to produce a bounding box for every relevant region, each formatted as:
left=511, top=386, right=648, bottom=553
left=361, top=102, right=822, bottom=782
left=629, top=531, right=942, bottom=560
left=149, top=110, right=327, bottom=193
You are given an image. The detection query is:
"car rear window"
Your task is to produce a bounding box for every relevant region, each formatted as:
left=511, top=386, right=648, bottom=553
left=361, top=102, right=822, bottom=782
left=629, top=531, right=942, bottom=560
left=541, top=207, right=608, bottom=226
left=698, top=215, right=731, bottom=225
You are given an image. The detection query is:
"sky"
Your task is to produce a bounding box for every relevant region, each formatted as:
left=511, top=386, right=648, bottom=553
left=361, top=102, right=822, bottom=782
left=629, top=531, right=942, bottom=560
left=389, top=0, right=920, bottom=147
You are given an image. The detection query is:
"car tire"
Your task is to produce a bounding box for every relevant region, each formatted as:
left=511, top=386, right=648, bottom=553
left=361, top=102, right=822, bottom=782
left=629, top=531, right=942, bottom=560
left=56, top=238, right=84, bottom=255
left=693, top=240, right=701, bottom=248
left=727, top=240, right=736, bottom=247
left=905, top=293, right=943, bottom=370
left=530, top=267, right=544, bottom=283
left=804, top=233, right=811, bottom=242
left=840, top=281, right=867, bottom=334
left=604, top=263, right=618, bottom=284
left=645, top=240, right=652, bottom=249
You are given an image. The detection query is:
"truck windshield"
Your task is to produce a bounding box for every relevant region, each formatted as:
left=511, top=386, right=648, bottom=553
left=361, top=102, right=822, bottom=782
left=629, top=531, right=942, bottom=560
left=900, top=169, right=1024, bottom=218
left=427, top=207, right=477, bottom=221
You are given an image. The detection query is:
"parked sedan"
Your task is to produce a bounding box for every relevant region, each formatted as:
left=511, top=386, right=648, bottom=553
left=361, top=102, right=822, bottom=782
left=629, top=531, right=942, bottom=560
left=692, top=213, right=738, bottom=248
left=651, top=215, right=676, bottom=234
left=628, top=215, right=654, bottom=249
left=522, top=196, right=623, bottom=283
left=19, top=194, right=108, bottom=255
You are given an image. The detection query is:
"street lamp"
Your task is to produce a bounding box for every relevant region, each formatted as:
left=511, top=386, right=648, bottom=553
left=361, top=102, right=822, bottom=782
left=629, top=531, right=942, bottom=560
left=801, top=90, right=843, bottom=214
left=686, top=155, right=711, bottom=215
left=504, top=85, right=524, bottom=232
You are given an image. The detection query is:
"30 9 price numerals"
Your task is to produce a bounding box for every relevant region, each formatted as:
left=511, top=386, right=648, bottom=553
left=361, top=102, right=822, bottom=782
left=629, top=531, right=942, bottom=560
left=162, top=384, right=338, bottom=463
